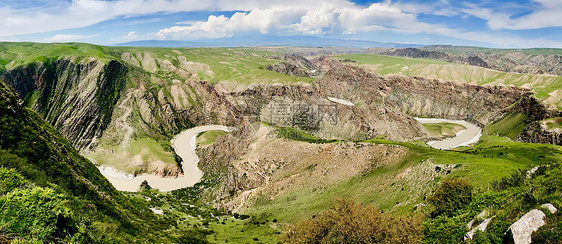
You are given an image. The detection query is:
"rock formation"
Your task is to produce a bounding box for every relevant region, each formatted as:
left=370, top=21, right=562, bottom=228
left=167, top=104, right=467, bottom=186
left=367, top=46, right=562, bottom=76
left=520, top=120, right=562, bottom=146
left=504, top=209, right=548, bottom=244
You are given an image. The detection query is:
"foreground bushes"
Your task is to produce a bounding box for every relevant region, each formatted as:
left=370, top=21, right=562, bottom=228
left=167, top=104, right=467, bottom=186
left=427, top=177, right=473, bottom=217
left=281, top=198, right=423, bottom=243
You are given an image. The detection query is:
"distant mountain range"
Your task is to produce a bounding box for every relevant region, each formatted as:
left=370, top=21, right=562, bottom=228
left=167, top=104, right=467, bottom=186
left=115, top=36, right=422, bottom=49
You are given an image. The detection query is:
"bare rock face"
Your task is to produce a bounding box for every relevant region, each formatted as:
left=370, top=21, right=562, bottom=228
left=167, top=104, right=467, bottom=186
left=0, top=58, right=127, bottom=150
left=504, top=209, right=547, bottom=244
left=265, top=62, right=310, bottom=77
left=541, top=203, right=558, bottom=214
left=233, top=79, right=428, bottom=142
left=520, top=121, right=562, bottom=146
left=265, top=55, right=318, bottom=77
left=464, top=214, right=495, bottom=241
left=314, top=59, right=534, bottom=126
left=367, top=46, right=562, bottom=76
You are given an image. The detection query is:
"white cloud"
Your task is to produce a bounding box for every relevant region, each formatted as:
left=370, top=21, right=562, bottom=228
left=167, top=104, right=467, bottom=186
left=2, top=0, right=562, bottom=48
left=153, top=3, right=428, bottom=39
left=0, top=0, right=351, bottom=37
left=152, top=1, right=469, bottom=40
left=44, top=34, right=99, bottom=42
left=154, top=8, right=306, bottom=39
left=292, top=7, right=338, bottom=35
left=461, top=0, right=562, bottom=30
left=123, top=31, right=138, bottom=40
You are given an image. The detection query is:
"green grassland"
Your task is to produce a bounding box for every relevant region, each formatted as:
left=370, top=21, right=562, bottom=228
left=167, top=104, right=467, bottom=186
left=0, top=42, right=312, bottom=88
left=197, top=130, right=228, bottom=147
left=125, top=188, right=282, bottom=243
left=338, top=53, right=562, bottom=109
left=543, top=117, right=562, bottom=130
left=423, top=122, right=466, bottom=138
left=84, top=137, right=177, bottom=174
left=104, top=46, right=312, bottom=89
left=242, top=118, right=562, bottom=226
left=0, top=42, right=110, bottom=70
left=483, top=113, right=528, bottom=140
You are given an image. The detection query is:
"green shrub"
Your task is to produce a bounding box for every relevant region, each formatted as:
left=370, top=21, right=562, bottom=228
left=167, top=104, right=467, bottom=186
left=0, top=186, right=70, bottom=241
left=428, top=178, right=473, bottom=217
left=281, top=198, right=423, bottom=243
left=0, top=167, right=29, bottom=195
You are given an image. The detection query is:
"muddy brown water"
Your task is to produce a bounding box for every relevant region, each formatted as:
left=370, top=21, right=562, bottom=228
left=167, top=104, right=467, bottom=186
left=98, top=125, right=235, bottom=192
left=414, top=118, right=482, bottom=150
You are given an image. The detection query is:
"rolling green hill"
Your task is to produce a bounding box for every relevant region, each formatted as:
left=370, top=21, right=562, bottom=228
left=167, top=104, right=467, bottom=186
left=338, top=53, right=562, bottom=109
left=1, top=42, right=562, bottom=243
left=0, top=78, right=281, bottom=243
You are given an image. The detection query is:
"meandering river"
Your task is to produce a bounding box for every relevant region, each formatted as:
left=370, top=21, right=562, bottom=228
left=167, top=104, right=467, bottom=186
left=414, top=118, right=482, bottom=150
left=98, top=125, right=235, bottom=192
left=99, top=119, right=479, bottom=191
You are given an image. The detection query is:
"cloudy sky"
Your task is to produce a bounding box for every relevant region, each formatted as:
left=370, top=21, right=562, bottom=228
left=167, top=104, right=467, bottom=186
left=1, top=0, right=561, bottom=48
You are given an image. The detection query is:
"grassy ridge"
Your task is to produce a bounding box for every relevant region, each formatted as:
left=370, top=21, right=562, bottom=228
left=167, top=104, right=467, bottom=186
left=423, top=122, right=466, bottom=138
left=0, top=42, right=109, bottom=70
left=197, top=130, right=228, bottom=147
left=103, top=46, right=312, bottom=87
left=338, top=53, right=562, bottom=109
left=0, top=42, right=312, bottom=87
left=245, top=120, right=562, bottom=225
left=483, top=113, right=528, bottom=140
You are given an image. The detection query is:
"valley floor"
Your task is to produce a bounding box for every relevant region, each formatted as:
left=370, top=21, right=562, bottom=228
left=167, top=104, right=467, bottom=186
left=99, top=125, right=235, bottom=191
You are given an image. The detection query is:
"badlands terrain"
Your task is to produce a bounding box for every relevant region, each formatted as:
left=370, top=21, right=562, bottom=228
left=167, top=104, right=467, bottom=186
left=0, top=43, right=562, bottom=243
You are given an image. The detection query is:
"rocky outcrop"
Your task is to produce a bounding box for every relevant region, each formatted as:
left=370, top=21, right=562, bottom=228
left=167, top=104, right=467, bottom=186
left=265, top=55, right=317, bottom=77
left=368, top=46, right=562, bottom=76
left=314, top=59, right=533, bottom=127
left=265, top=62, right=310, bottom=77
left=368, top=47, right=451, bottom=61
left=504, top=208, right=552, bottom=244
left=233, top=76, right=428, bottom=142
left=520, top=120, right=562, bottom=146
left=465, top=217, right=494, bottom=241
left=0, top=58, right=127, bottom=150
left=465, top=210, right=495, bottom=241
left=367, top=47, right=488, bottom=69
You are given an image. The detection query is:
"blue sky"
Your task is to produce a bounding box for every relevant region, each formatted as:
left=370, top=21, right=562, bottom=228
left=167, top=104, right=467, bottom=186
left=0, top=0, right=561, bottom=48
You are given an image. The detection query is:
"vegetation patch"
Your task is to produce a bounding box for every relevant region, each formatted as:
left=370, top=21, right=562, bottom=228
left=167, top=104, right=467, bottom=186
left=338, top=53, right=562, bottom=106
left=543, top=117, right=562, bottom=130
left=281, top=198, right=423, bottom=243
left=483, top=113, right=528, bottom=140
left=423, top=122, right=466, bottom=138
left=196, top=130, right=228, bottom=148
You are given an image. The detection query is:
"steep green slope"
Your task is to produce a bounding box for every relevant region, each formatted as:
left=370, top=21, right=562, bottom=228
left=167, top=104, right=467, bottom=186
left=0, top=81, right=138, bottom=242
left=0, top=42, right=314, bottom=176
left=0, top=81, right=281, bottom=243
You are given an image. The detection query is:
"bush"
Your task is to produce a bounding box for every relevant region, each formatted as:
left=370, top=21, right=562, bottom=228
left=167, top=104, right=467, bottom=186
left=0, top=186, right=70, bottom=241
left=281, top=198, right=423, bottom=244
left=0, top=167, right=29, bottom=195
left=428, top=178, right=473, bottom=216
